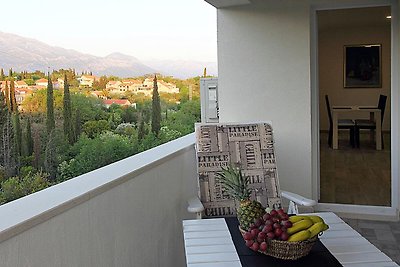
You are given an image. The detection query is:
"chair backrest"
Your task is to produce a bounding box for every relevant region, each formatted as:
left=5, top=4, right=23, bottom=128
left=195, top=122, right=282, bottom=218
left=377, top=94, right=387, bottom=125
left=325, top=95, right=333, bottom=126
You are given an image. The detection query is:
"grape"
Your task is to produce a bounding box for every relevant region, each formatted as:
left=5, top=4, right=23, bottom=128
left=251, top=229, right=259, bottom=238
left=245, top=240, right=254, bottom=247
left=251, top=242, right=260, bottom=251
left=244, top=232, right=253, bottom=240
left=270, top=210, right=278, bottom=216
left=280, top=232, right=289, bottom=241
left=262, top=225, right=273, bottom=233
left=274, top=228, right=283, bottom=237
left=273, top=223, right=281, bottom=229
left=266, top=232, right=275, bottom=239
left=263, top=213, right=271, bottom=221
left=260, top=241, right=268, bottom=252
left=257, top=232, right=266, bottom=240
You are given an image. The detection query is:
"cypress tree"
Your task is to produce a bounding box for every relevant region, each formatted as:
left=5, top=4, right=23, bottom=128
left=44, top=130, right=57, bottom=180
left=63, top=74, right=73, bottom=144
left=46, top=72, right=55, bottom=134
left=2, top=112, right=16, bottom=176
left=0, top=68, right=4, bottom=80
left=151, top=75, right=161, bottom=135
left=10, top=78, right=17, bottom=113
left=0, top=92, right=7, bottom=166
left=33, top=128, right=41, bottom=168
left=8, top=68, right=12, bottom=78
left=14, top=111, right=22, bottom=157
left=26, top=117, right=33, bottom=156
left=74, top=108, right=82, bottom=142
left=4, top=80, right=10, bottom=111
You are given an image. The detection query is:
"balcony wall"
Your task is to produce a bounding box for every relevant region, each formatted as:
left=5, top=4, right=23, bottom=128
left=0, top=134, right=198, bottom=267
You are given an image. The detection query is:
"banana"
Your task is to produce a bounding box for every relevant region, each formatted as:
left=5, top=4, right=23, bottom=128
left=288, top=230, right=311, bottom=242
left=289, top=215, right=324, bottom=224
left=307, top=215, right=324, bottom=224
left=288, top=216, right=307, bottom=223
left=308, top=222, right=325, bottom=238
left=287, top=218, right=313, bottom=235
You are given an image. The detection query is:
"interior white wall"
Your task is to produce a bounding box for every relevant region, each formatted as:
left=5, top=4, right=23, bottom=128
left=217, top=1, right=313, bottom=198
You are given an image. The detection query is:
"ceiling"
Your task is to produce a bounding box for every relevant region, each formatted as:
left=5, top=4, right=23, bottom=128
left=318, top=6, right=391, bottom=31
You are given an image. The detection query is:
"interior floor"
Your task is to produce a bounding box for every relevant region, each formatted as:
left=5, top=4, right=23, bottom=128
left=319, top=131, right=391, bottom=206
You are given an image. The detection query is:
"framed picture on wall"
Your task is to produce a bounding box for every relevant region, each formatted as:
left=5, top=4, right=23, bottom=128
left=343, top=44, right=382, bottom=88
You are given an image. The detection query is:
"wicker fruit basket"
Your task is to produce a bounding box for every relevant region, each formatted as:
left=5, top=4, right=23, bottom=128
left=239, top=227, right=318, bottom=260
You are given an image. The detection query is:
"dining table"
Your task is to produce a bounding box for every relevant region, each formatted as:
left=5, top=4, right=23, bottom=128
left=332, top=106, right=381, bottom=150
left=182, top=212, right=398, bottom=267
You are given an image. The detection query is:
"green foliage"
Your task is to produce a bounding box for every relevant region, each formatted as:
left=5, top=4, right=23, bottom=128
left=44, top=130, right=57, bottom=180
left=46, top=73, right=55, bottom=134
left=0, top=170, right=50, bottom=204
left=14, top=111, right=22, bottom=157
left=63, top=74, right=74, bottom=144
left=151, top=76, right=161, bottom=135
left=10, top=78, right=17, bottom=113
left=58, top=132, right=135, bottom=180
left=23, top=78, right=35, bottom=86
left=164, top=99, right=200, bottom=135
left=26, top=118, right=34, bottom=156
left=83, top=120, right=110, bottom=138
left=115, top=123, right=136, bottom=136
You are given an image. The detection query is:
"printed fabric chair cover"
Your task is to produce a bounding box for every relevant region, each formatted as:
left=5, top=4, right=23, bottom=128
left=195, top=122, right=282, bottom=218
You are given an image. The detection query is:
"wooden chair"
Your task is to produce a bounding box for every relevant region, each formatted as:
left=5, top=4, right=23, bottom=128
left=187, top=122, right=316, bottom=219
left=325, top=95, right=355, bottom=148
left=355, top=94, right=387, bottom=148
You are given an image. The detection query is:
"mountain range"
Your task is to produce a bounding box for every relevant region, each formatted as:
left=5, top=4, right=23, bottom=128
left=0, top=31, right=217, bottom=79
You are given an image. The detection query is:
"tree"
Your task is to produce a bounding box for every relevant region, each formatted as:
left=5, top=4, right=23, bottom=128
left=46, top=72, right=55, bottom=134
left=74, top=108, right=82, bottom=142
left=8, top=68, right=13, bottom=78
left=10, top=78, right=17, bottom=113
left=151, top=75, right=161, bottom=135
left=14, top=111, right=22, bottom=157
left=33, top=128, right=41, bottom=168
left=63, top=74, right=73, bottom=144
left=26, top=117, right=33, bottom=156
left=4, top=80, right=10, bottom=111
left=1, top=112, right=16, bottom=177
left=0, top=68, right=4, bottom=80
left=44, top=130, right=57, bottom=180
left=137, top=117, right=146, bottom=142
left=0, top=92, right=7, bottom=166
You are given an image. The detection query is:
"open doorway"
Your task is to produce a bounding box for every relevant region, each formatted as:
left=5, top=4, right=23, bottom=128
left=318, top=6, right=391, bottom=206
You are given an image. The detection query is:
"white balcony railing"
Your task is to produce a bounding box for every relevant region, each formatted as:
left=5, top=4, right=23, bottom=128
left=0, top=133, right=198, bottom=267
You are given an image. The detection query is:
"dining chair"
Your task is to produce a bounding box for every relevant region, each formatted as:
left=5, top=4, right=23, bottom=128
left=325, top=95, right=355, bottom=148
left=354, top=94, right=387, bottom=148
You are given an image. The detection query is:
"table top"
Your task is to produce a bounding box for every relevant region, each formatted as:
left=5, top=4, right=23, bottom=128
left=182, top=212, right=398, bottom=267
left=332, top=106, right=381, bottom=112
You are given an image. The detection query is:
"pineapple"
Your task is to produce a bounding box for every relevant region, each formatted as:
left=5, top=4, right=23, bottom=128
left=216, top=165, right=265, bottom=231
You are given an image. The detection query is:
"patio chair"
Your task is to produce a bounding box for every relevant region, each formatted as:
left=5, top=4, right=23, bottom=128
left=187, top=122, right=316, bottom=220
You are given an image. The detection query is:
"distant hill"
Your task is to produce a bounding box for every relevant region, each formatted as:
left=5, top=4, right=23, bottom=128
left=0, top=31, right=217, bottom=79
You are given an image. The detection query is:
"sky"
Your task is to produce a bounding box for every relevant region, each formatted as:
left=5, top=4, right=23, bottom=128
left=0, top=0, right=217, bottom=62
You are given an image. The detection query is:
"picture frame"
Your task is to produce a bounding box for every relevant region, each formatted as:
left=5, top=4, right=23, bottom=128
left=343, top=44, right=382, bottom=88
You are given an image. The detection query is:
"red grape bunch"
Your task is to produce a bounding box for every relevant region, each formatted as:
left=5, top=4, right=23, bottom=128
left=242, top=209, right=293, bottom=252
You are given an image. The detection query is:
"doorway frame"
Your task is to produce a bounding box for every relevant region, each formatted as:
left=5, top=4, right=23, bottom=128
left=310, top=0, right=399, bottom=219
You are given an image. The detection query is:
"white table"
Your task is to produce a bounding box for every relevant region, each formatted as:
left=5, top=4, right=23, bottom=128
left=332, top=106, right=381, bottom=150
left=182, top=212, right=398, bottom=267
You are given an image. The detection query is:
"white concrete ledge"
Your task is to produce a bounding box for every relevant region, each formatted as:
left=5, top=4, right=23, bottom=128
left=0, top=133, right=196, bottom=243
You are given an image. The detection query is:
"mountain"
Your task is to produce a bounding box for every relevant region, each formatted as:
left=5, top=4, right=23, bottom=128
left=143, top=59, right=217, bottom=79
left=0, top=31, right=217, bottom=78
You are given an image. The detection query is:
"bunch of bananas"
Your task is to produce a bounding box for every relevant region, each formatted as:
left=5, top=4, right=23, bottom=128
left=286, top=215, right=329, bottom=242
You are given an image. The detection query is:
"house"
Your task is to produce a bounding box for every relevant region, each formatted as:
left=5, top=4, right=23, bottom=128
left=142, top=78, right=179, bottom=94
left=205, top=0, right=400, bottom=220
left=57, top=78, right=65, bottom=89
left=102, top=99, right=136, bottom=109
left=14, top=80, right=28, bottom=89
left=106, top=80, right=122, bottom=90
left=15, top=88, right=32, bottom=105
left=35, top=78, right=48, bottom=87
left=78, top=75, right=97, bottom=88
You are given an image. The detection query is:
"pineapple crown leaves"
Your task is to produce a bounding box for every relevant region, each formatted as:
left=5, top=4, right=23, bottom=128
left=215, top=165, right=251, bottom=201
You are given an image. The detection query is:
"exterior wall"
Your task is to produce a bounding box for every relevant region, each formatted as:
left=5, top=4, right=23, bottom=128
left=319, top=24, right=391, bottom=131
left=217, top=1, right=313, bottom=198
left=0, top=134, right=198, bottom=267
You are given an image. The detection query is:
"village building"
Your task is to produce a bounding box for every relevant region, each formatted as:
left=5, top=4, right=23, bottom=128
left=103, top=99, right=136, bottom=109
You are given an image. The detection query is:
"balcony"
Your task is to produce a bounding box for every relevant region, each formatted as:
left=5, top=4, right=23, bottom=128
left=0, top=133, right=198, bottom=266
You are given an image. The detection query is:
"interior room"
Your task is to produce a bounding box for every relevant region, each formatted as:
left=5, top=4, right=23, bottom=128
left=318, top=6, right=391, bottom=207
